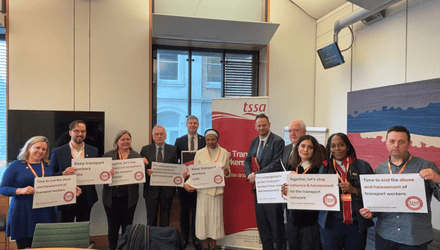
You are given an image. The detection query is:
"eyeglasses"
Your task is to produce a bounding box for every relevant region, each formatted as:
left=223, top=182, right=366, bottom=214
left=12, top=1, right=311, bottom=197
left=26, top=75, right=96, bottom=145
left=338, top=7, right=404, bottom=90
left=72, top=129, right=86, bottom=134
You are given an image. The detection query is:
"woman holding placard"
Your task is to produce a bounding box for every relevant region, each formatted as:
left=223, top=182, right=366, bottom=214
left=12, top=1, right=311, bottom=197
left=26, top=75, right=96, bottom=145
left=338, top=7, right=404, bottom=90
left=281, top=135, right=323, bottom=250
left=102, top=130, right=142, bottom=250
left=184, top=129, right=230, bottom=250
left=0, top=136, right=61, bottom=249
left=318, top=133, right=374, bottom=250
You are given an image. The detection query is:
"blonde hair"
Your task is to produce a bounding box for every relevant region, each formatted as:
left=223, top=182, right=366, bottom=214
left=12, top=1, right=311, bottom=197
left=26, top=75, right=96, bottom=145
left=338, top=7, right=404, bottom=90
left=113, top=130, right=132, bottom=150
left=17, top=136, right=50, bottom=164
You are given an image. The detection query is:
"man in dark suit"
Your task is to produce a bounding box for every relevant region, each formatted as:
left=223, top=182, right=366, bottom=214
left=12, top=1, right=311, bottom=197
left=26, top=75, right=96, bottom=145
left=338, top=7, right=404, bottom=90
left=140, top=125, right=178, bottom=227
left=244, top=114, right=286, bottom=250
left=282, top=120, right=306, bottom=170
left=174, top=116, right=205, bottom=250
left=50, top=120, right=99, bottom=222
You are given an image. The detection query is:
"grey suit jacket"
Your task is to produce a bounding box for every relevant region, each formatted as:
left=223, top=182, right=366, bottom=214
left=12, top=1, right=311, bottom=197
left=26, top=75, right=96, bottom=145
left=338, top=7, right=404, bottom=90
left=282, top=143, right=294, bottom=170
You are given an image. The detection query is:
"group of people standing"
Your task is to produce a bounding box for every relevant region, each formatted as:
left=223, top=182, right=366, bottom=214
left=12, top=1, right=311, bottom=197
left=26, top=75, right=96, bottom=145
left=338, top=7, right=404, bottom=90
left=1, top=114, right=440, bottom=250
left=0, top=117, right=229, bottom=250
left=244, top=114, right=440, bottom=250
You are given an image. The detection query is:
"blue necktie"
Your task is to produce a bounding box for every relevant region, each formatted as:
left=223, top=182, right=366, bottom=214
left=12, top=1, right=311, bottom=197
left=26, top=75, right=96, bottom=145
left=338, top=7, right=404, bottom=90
left=257, top=140, right=264, bottom=158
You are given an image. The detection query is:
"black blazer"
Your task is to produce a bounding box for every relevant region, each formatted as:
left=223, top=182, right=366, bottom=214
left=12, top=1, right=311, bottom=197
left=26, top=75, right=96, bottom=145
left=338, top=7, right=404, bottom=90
left=244, top=132, right=285, bottom=178
left=102, top=149, right=142, bottom=208
left=49, top=143, right=99, bottom=209
left=174, top=134, right=205, bottom=163
left=318, top=159, right=375, bottom=233
left=140, top=143, right=178, bottom=199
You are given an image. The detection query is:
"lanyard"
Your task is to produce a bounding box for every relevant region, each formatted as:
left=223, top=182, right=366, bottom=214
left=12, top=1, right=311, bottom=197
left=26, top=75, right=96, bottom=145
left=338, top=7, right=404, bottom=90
left=333, top=158, right=350, bottom=182
left=27, top=161, right=45, bottom=178
left=388, top=155, right=413, bottom=174
left=118, top=151, right=128, bottom=160
left=208, top=148, right=221, bottom=162
left=69, top=142, right=84, bottom=159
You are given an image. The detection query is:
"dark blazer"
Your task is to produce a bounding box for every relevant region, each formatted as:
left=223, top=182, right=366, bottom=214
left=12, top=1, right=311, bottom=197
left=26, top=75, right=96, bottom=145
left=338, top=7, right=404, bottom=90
left=49, top=143, right=99, bottom=209
left=102, top=149, right=142, bottom=208
left=282, top=143, right=294, bottom=170
left=140, top=143, right=178, bottom=199
left=318, top=159, right=374, bottom=233
left=174, top=134, right=206, bottom=163
left=244, top=132, right=285, bottom=178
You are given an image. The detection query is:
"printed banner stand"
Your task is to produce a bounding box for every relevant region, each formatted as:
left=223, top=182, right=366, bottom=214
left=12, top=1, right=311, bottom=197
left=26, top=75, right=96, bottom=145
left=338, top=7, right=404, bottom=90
left=213, top=97, right=268, bottom=249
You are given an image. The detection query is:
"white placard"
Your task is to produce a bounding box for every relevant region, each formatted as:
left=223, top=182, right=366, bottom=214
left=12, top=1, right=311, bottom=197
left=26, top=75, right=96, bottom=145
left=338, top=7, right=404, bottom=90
left=189, top=163, right=225, bottom=188
left=360, top=174, right=427, bottom=213
left=255, top=171, right=287, bottom=204
left=287, top=174, right=340, bottom=211
left=109, top=158, right=146, bottom=186
left=150, top=162, right=187, bottom=187
left=33, top=175, right=77, bottom=209
left=72, top=158, right=112, bottom=185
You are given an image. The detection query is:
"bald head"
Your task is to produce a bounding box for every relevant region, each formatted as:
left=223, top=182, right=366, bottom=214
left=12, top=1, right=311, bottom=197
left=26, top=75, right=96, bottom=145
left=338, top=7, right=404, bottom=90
left=288, top=120, right=306, bottom=144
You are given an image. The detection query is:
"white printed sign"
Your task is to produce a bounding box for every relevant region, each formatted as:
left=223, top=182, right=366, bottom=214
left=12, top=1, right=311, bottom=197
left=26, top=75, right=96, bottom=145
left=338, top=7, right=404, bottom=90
left=33, top=175, right=77, bottom=209
left=72, top=158, right=112, bottom=185
left=360, top=174, right=427, bottom=213
left=109, top=158, right=145, bottom=186
left=255, top=171, right=287, bottom=204
left=287, top=174, right=340, bottom=211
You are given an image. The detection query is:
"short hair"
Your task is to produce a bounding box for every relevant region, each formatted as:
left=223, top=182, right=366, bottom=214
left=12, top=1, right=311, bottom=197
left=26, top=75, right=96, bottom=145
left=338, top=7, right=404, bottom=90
left=204, top=128, right=220, bottom=139
left=255, top=113, right=269, bottom=123
left=186, top=116, right=199, bottom=123
left=291, top=135, right=322, bottom=171
left=69, top=120, right=86, bottom=130
left=152, top=125, right=166, bottom=135
left=113, top=130, right=132, bottom=150
left=297, top=120, right=306, bottom=131
left=326, top=132, right=357, bottom=159
left=386, top=126, right=411, bottom=141
left=17, top=136, right=50, bottom=164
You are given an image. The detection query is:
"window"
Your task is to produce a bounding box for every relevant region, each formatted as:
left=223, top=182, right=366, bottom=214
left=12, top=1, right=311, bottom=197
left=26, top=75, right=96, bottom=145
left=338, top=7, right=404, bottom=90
left=153, top=46, right=259, bottom=145
left=0, top=35, right=7, bottom=182
left=206, top=57, right=221, bottom=89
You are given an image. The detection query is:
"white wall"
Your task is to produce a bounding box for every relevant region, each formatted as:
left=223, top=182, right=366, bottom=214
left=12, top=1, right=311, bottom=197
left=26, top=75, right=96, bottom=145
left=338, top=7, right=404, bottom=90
left=268, top=0, right=317, bottom=136
left=9, top=0, right=150, bottom=236
left=315, top=0, right=440, bottom=227
left=315, top=0, right=440, bottom=135
left=154, top=0, right=266, bottom=22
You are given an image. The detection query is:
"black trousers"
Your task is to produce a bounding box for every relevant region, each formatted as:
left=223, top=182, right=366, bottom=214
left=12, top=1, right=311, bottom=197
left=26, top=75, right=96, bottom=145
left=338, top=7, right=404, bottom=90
left=178, top=187, right=197, bottom=242
left=254, top=195, right=286, bottom=250
left=60, top=195, right=92, bottom=222
left=15, top=237, right=33, bottom=249
left=145, top=189, right=173, bottom=227
left=287, top=211, right=321, bottom=250
left=104, top=196, right=136, bottom=250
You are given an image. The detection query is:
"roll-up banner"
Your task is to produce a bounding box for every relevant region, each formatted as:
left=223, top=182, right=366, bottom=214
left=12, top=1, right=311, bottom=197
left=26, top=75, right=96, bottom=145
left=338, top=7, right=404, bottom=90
left=213, top=97, right=268, bottom=249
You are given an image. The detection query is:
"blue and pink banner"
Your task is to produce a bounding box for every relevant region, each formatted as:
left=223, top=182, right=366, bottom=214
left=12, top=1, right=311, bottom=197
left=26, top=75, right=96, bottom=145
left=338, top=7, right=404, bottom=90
left=347, top=79, right=440, bottom=170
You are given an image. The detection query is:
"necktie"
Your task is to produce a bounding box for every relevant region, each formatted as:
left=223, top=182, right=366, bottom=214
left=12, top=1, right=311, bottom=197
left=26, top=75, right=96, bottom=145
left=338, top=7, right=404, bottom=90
left=257, top=140, right=264, bottom=158
left=157, top=147, right=163, bottom=162
left=297, top=165, right=304, bottom=174
left=287, top=148, right=294, bottom=168
left=190, top=136, right=195, bottom=151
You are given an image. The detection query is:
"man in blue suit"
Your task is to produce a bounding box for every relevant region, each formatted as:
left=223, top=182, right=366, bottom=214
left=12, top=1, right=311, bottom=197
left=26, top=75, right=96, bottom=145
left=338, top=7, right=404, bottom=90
left=244, top=114, right=286, bottom=250
left=50, top=120, right=99, bottom=222
left=174, top=116, right=205, bottom=250
left=140, top=125, right=178, bottom=227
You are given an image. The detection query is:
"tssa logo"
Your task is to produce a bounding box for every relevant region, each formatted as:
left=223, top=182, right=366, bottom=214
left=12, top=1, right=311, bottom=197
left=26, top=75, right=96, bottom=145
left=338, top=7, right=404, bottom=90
left=243, top=102, right=266, bottom=113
